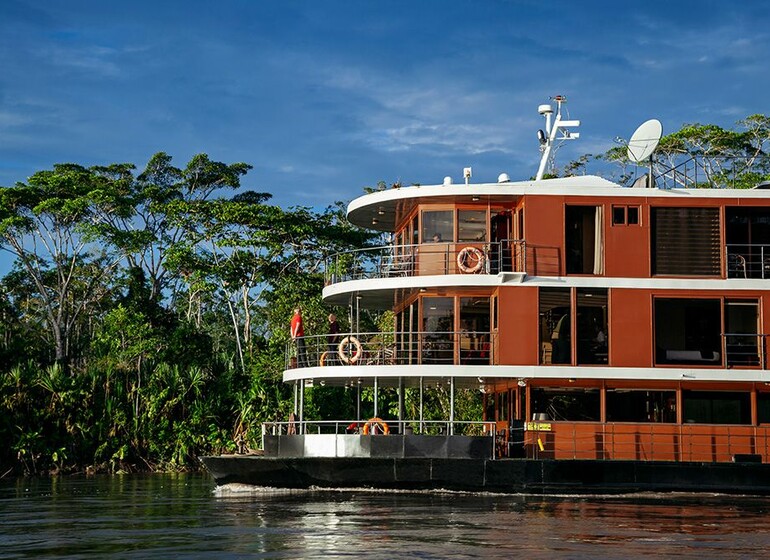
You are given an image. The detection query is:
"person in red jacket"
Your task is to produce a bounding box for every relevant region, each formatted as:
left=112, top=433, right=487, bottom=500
left=291, top=307, right=307, bottom=367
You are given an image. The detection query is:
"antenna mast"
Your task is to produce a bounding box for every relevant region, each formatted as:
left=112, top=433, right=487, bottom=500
left=535, top=95, right=580, bottom=181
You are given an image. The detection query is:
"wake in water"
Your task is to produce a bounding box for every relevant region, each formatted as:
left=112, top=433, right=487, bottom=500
left=213, top=483, right=770, bottom=502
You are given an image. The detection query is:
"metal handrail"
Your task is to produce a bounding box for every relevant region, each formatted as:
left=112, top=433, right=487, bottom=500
left=324, top=240, right=526, bottom=285
left=287, top=330, right=495, bottom=369
left=726, top=244, right=770, bottom=279
left=720, top=332, right=767, bottom=369
left=652, top=155, right=769, bottom=190
left=524, top=421, right=770, bottom=462
left=263, top=419, right=495, bottom=437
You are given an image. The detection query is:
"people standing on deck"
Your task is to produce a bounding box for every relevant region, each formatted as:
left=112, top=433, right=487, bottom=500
left=327, top=313, right=340, bottom=364
left=291, top=307, right=307, bottom=368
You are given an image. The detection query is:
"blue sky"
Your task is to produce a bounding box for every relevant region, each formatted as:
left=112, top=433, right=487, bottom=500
left=1, top=0, right=768, bottom=210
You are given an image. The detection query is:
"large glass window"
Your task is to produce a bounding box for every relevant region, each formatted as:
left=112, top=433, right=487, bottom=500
left=422, top=210, right=454, bottom=243
left=497, top=391, right=509, bottom=421
left=540, top=288, right=571, bottom=365
left=396, top=303, right=419, bottom=365
left=682, top=391, right=751, bottom=424
left=759, top=393, right=770, bottom=424
left=606, top=390, right=676, bottom=423
left=576, top=288, right=608, bottom=365
left=460, top=297, right=491, bottom=364
left=458, top=210, right=487, bottom=242
left=530, top=388, right=600, bottom=421
left=654, top=298, right=721, bottom=366
left=421, top=297, right=454, bottom=364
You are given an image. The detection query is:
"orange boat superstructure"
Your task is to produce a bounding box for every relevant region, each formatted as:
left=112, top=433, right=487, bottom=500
left=283, top=100, right=770, bottom=464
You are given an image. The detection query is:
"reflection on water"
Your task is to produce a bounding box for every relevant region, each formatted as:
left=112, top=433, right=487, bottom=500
left=1, top=474, right=770, bottom=558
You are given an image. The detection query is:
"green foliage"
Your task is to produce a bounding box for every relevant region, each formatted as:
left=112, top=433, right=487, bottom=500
left=589, top=113, right=770, bottom=188
left=0, top=150, right=382, bottom=475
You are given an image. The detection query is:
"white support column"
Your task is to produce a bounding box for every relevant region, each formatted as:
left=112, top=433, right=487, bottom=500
left=449, top=377, right=455, bottom=435
left=419, top=376, right=424, bottom=433
left=374, top=376, right=379, bottom=417
left=293, top=381, right=298, bottom=415
left=357, top=382, right=361, bottom=420
left=299, top=381, right=305, bottom=435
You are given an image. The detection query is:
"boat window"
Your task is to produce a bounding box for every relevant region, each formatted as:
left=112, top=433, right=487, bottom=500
left=458, top=210, right=487, bottom=242
left=484, top=393, right=495, bottom=422
left=758, top=393, right=770, bottom=424
left=459, top=297, right=491, bottom=365
left=612, top=206, right=640, bottom=226
left=606, top=390, right=676, bottom=423
left=654, top=298, right=721, bottom=366
left=576, top=288, right=608, bottom=365
left=540, top=288, right=571, bottom=365
left=627, top=206, right=640, bottom=225
left=612, top=206, right=626, bottom=225
left=530, top=388, right=600, bottom=421
left=421, top=210, right=454, bottom=243
left=411, top=214, right=419, bottom=246
left=682, top=390, right=751, bottom=424
left=420, top=296, right=454, bottom=364
left=651, top=207, right=720, bottom=276
left=497, top=391, right=509, bottom=421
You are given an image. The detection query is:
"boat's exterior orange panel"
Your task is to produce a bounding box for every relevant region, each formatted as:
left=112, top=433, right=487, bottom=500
left=609, top=289, right=653, bottom=367
left=498, top=286, right=539, bottom=365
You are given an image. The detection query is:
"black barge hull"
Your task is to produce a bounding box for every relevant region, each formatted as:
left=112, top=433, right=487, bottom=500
left=200, top=456, right=770, bottom=495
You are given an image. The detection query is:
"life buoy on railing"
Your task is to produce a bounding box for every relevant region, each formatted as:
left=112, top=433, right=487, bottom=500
left=361, top=417, right=390, bottom=435
left=338, top=336, right=363, bottom=364
left=457, top=246, right=485, bottom=274
left=319, top=351, right=331, bottom=366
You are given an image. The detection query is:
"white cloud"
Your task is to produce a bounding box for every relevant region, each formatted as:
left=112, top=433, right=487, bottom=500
left=34, top=44, right=129, bottom=78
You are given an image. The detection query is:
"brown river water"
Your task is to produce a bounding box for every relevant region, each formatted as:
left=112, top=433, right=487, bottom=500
left=1, top=473, right=769, bottom=558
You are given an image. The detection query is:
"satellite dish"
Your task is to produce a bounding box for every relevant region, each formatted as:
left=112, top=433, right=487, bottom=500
left=627, top=119, right=662, bottom=163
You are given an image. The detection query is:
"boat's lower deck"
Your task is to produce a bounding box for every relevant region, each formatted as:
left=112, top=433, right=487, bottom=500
left=200, top=455, right=770, bottom=495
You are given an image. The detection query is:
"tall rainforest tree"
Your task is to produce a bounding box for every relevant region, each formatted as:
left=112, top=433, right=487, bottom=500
left=0, top=163, right=134, bottom=365
left=0, top=150, right=380, bottom=474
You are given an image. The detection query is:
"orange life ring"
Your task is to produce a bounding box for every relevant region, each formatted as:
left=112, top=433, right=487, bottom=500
left=457, top=246, right=485, bottom=274
left=319, top=351, right=331, bottom=366
left=338, top=336, right=362, bottom=364
left=361, top=417, right=390, bottom=435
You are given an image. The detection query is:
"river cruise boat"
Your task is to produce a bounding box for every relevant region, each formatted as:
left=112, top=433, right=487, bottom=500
left=202, top=98, right=770, bottom=493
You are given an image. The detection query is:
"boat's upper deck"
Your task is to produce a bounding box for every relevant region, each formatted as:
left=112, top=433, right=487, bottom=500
left=348, top=175, right=621, bottom=231
left=348, top=174, right=770, bottom=231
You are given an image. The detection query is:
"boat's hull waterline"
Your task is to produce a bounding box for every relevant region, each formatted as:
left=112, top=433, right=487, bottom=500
left=200, top=455, right=770, bottom=495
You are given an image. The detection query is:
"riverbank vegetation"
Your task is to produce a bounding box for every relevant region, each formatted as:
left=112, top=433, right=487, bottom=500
left=0, top=152, right=384, bottom=476
left=2, top=115, right=768, bottom=477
